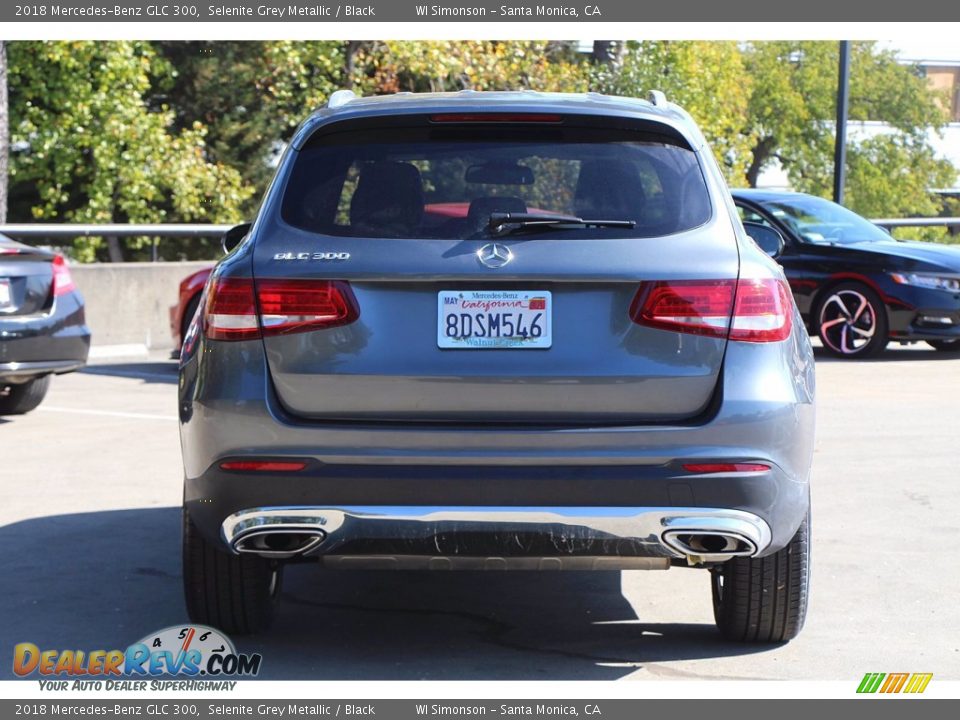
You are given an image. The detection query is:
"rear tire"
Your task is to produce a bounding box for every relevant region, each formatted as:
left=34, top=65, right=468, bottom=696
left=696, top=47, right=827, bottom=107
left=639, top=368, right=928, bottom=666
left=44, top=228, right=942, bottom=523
left=815, top=281, right=888, bottom=358
left=927, top=339, right=960, bottom=353
left=180, top=293, right=202, bottom=350
left=711, top=513, right=810, bottom=643
left=0, top=375, right=51, bottom=415
left=182, top=509, right=281, bottom=635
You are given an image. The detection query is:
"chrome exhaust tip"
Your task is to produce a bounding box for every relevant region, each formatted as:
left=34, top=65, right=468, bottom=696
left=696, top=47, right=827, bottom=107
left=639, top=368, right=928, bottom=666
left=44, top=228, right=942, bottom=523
left=233, top=529, right=326, bottom=558
left=660, top=515, right=767, bottom=563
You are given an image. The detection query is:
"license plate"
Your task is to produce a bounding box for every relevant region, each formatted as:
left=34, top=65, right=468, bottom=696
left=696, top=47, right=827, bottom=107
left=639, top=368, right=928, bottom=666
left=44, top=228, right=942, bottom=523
left=438, top=290, right=552, bottom=349
left=0, top=280, right=10, bottom=309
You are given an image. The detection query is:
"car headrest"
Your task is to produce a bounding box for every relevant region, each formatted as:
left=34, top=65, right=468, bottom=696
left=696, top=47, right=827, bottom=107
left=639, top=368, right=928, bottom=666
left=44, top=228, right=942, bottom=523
left=350, top=161, right=425, bottom=237
left=574, top=160, right=646, bottom=221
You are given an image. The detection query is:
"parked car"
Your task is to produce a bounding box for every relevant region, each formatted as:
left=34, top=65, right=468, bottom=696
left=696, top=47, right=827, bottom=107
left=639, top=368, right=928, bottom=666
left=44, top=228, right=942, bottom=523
left=170, top=267, right=212, bottom=354
left=732, top=190, right=960, bottom=358
left=0, top=234, right=90, bottom=414
left=179, top=90, right=816, bottom=642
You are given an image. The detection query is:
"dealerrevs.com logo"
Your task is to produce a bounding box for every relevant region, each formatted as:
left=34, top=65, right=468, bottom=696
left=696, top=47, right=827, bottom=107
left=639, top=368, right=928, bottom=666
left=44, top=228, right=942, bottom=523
left=13, top=625, right=262, bottom=685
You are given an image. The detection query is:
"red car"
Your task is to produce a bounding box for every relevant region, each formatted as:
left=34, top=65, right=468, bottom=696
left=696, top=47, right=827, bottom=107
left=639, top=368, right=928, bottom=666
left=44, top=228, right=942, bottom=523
left=170, top=266, right=213, bottom=353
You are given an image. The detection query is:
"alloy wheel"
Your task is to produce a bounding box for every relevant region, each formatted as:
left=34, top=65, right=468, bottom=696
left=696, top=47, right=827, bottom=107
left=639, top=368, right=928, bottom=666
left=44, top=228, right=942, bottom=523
left=818, top=289, right=877, bottom=355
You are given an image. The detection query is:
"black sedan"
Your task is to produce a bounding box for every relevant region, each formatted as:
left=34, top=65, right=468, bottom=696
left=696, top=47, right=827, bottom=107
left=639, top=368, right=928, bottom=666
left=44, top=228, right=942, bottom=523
left=733, top=190, right=960, bottom=358
left=0, top=234, right=90, bottom=414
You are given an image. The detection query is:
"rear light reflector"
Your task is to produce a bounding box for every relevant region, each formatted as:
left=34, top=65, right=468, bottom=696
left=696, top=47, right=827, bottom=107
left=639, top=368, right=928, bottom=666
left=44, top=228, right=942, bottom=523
left=630, top=278, right=792, bottom=343
left=682, top=463, right=771, bottom=473
left=430, top=113, right=562, bottom=123
left=202, top=277, right=359, bottom=341
left=203, top=277, right=259, bottom=341
left=257, top=279, right=359, bottom=337
left=52, top=255, right=76, bottom=296
left=219, top=461, right=307, bottom=472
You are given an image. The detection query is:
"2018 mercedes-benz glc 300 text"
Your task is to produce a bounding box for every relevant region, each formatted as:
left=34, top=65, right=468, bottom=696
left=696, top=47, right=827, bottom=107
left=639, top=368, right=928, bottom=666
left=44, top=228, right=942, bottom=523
left=179, top=90, right=815, bottom=643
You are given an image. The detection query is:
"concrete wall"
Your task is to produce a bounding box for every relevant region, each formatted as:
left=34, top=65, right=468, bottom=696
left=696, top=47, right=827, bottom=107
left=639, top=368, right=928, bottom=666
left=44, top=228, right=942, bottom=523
left=70, top=261, right=213, bottom=355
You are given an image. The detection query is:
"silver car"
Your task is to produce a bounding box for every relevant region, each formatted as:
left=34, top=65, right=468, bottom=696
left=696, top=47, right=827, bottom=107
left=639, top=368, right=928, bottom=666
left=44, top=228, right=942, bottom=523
left=179, top=90, right=815, bottom=643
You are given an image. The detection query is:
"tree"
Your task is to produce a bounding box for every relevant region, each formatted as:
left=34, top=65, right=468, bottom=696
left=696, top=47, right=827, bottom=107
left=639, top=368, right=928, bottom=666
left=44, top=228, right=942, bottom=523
left=591, top=41, right=755, bottom=185
left=6, top=41, right=253, bottom=261
left=350, top=41, right=590, bottom=95
left=742, top=41, right=955, bottom=218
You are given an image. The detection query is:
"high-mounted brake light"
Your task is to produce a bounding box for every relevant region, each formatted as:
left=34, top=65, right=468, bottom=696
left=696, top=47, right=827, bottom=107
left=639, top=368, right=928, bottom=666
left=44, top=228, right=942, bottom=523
left=219, top=460, right=307, bottom=472
left=203, top=277, right=359, bottom=341
left=682, top=463, right=771, bottom=474
left=630, top=278, right=792, bottom=343
left=430, top=113, right=562, bottom=123
left=52, top=255, right=76, bottom=296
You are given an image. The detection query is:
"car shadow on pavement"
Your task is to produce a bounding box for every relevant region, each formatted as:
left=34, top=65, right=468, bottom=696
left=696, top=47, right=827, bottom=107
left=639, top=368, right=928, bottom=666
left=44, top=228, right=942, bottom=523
left=0, top=508, right=771, bottom=681
left=81, top=362, right=179, bottom=384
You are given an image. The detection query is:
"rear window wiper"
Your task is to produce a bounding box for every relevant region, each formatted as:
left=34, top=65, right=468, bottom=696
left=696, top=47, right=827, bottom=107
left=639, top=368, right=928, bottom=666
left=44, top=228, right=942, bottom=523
left=488, top=212, right=636, bottom=237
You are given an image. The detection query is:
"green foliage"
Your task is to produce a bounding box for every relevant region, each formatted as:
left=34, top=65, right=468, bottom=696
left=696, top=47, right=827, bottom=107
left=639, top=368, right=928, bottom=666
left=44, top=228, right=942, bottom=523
left=592, top=41, right=755, bottom=185
left=351, top=41, right=589, bottom=94
left=3, top=40, right=958, bottom=260
left=742, top=41, right=954, bottom=222
left=7, top=41, right=253, bottom=261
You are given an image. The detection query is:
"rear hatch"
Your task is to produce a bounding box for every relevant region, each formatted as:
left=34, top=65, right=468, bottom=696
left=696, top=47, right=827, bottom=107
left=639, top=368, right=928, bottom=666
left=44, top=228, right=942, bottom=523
left=0, top=241, right=55, bottom=317
left=250, top=115, right=739, bottom=424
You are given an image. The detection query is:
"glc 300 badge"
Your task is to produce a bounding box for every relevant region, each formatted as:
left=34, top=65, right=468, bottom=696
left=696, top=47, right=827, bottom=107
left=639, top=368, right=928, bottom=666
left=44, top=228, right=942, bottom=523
left=273, top=252, right=350, bottom=261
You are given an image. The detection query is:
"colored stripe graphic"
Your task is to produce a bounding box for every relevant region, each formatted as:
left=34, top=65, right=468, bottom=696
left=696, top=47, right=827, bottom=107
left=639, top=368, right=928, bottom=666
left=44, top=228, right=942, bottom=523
left=857, top=672, right=932, bottom=694
left=903, top=673, right=933, bottom=694
left=857, top=673, right=885, bottom=693
left=880, top=673, right=909, bottom=693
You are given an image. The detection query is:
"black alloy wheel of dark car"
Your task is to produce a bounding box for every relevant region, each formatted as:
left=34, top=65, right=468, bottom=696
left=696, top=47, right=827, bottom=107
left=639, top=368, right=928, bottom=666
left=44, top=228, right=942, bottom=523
left=815, top=281, right=889, bottom=358
left=711, top=513, right=810, bottom=643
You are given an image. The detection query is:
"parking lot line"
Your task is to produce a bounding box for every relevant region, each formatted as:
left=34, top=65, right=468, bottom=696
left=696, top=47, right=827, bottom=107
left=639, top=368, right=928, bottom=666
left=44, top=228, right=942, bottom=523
left=37, top=405, right=178, bottom=421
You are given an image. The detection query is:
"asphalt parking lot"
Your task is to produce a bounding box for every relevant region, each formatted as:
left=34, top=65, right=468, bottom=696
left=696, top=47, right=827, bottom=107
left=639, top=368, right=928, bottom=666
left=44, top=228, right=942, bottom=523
left=2, top=344, right=959, bottom=681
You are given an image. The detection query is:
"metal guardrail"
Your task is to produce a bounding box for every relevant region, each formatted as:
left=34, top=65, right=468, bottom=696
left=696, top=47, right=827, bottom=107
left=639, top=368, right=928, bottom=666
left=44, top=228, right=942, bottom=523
left=0, top=223, right=235, bottom=261
left=871, top=217, right=960, bottom=228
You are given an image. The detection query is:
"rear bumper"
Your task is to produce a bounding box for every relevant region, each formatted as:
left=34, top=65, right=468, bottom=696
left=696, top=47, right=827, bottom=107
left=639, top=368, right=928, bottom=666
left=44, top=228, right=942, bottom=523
left=180, top=317, right=816, bottom=560
left=220, top=505, right=772, bottom=569
left=0, top=291, right=90, bottom=381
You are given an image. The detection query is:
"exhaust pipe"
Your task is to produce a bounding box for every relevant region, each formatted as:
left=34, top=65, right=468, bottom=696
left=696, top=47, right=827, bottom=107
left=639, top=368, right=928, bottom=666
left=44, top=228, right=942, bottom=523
left=233, top=529, right=326, bottom=558
left=661, top=515, right=765, bottom=563
left=662, top=531, right=755, bottom=557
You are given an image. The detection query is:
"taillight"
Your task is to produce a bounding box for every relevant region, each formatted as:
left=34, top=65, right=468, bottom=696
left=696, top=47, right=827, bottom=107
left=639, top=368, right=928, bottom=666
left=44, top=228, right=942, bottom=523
left=629, top=278, right=792, bottom=343
left=203, top=277, right=359, bottom=341
left=629, top=280, right=734, bottom=338
left=203, top=278, right=259, bottom=341
left=257, top=279, right=358, bottom=337
left=728, top=279, right=793, bottom=342
left=52, top=255, right=76, bottom=296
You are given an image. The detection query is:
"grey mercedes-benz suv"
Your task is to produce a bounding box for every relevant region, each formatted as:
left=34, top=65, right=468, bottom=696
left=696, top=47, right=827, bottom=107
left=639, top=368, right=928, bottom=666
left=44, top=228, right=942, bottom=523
left=179, top=90, right=815, bottom=642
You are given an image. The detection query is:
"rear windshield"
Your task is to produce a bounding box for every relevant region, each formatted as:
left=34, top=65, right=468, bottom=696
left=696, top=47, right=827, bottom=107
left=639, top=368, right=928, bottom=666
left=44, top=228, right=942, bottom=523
left=280, top=125, right=712, bottom=239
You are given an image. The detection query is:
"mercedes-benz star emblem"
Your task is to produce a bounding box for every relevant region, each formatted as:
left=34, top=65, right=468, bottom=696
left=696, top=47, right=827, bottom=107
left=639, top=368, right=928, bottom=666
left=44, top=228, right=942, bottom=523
left=477, top=243, right=513, bottom=269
